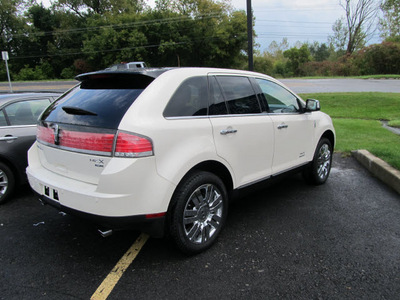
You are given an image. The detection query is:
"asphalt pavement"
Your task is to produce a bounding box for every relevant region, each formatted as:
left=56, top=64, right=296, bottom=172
left=1, top=154, right=399, bottom=299
left=282, top=78, right=400, bottom=93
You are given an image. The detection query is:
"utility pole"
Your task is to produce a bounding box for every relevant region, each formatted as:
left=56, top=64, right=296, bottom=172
left=2, top=51, right=13, bottom=93
left=246, top=0, right=253, bottom=71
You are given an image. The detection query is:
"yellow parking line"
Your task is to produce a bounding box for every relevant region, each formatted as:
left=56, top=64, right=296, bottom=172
left=90, top=233, right=149, bottom=300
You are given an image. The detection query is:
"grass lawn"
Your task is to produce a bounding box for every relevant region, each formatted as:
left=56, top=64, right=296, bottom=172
left=388, top=120, right=400, bottom=128
left=299, top=92, right=400, bottom=170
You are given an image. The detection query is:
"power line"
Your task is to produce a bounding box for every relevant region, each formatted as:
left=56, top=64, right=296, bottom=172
left=10, top=12, right=223, bottom=38
left=256, top=19, right=334, bottom=25
left=10, top=32, right=249, bottom=60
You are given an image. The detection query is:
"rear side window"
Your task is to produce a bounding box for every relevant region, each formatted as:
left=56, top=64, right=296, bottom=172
left=41, top=75, right=151, bottom=129
left=216, top=76, right=261, bottom=114
left=163, top=76, right=208, bottom=117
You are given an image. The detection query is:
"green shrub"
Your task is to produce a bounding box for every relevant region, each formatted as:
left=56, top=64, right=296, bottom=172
left=37, top=61, right=54, bottom=79
left=300, top=61, right=336, bottom=77
left=0, top=68, right=7, bottom=81
left=60, top=67, right=75, bottom=79
left=273, top=61, right=289, bottom=78
left=253, top=56, right=273, bottom=75
left=14, top=65, right=45, bottom=81
left=355, top=42, right=400, bottom=75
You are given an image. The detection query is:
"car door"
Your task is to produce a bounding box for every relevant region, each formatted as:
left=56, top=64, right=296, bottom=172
left=0, top=98, right=52, bottom=177
left=209, top=75, right=274, bottom=188
left=255, top=78, right=315, bottom=175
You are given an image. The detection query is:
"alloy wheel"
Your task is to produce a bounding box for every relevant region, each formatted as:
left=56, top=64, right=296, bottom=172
left=183, top=183, right=224, bottom=244
left=0, top=169, right=9, bottom=199
left=316, top=143, right=331, bottom=180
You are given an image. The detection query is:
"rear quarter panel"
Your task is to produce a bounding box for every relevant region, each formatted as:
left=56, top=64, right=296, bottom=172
left=118, top=69, right=236, bottom=187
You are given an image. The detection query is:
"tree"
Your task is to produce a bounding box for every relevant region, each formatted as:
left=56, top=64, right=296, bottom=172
left=0, top=0, right=24, bottom=51
left=308, top=42, right=332, bottom=62
left=55, top=0, right=146, bottom=17
left=330, top=0, right=380, bottom=54
left=26, top=5, right=59, bottom=62
left=140, top=0, right=247, bottom=68
left=379, top=0, right=400, bottom=40
left=0, top=0, right=43, bottom=77
left=82, top=13, right=148, bottom=69
left=283, top=44, right=311, bottom=76
left=1, top=0, right=249, bottom=78
left=329, top=17, right=348, bottom=54
left=266, top=38, right=289, bottom=60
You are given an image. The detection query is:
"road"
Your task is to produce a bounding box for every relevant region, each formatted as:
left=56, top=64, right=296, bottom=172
left=1, top=154, right=399, bottom=299
left=1, top=78, right=400, bottom=94
left=282, top=78, right=400, bottom=93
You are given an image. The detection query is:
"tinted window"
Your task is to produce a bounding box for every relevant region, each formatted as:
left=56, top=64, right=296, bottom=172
left=163, top=76, right=208, bottom=117
left=41, top=75, right=150, bottom=129
left=209, top=76, right=228, bottom=115
left=0, top=110, right=7, bottom=126
left=5, top=99, right=50, bottom=126
left=217, top=76, right=260, bottom=114
left=256, top=79, right=300, bottom=113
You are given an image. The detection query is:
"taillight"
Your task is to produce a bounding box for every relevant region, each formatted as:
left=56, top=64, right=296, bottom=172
left=60, top=130, right=114, bottom=155
left=37, top=126, right=54, bottom=144
left=115, top=132, right=153, bottom=158
left=37, top=125, right=153, bottom=158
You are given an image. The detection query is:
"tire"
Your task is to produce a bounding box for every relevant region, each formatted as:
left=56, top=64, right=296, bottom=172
left=0, top=162, right=15, bottom=204
left=303, top=138, right=333, bottom=185
left=169, top=171, right=228, bottom=254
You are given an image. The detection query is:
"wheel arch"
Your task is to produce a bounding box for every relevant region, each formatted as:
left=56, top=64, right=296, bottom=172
left=320, top=130, right=335, bottom=150
left=166, top=160, right=234, bottom=212
left=190, top=160, right=234, bottom=192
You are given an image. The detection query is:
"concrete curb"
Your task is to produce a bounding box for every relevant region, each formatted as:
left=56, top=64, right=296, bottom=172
left=352, top=150, right=400, bottom=195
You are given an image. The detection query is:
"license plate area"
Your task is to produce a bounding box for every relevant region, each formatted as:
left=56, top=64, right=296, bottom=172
left=44, top=186, right=59, bottom=201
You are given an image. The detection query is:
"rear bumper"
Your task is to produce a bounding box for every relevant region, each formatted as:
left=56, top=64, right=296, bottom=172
left=27, top=143, right=176, bottom=219
left=36, top=192, right=166, bottom=237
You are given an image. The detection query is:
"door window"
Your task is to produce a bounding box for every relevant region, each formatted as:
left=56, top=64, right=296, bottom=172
left=0, top=110, right=7, bottom=126
left=216, top=76, right=261, bottom=115
left=256, top=79, right=300, bottom=113
left=5, top=99, right=50, bottom=126
left=208, top=76, right=228, bottom=115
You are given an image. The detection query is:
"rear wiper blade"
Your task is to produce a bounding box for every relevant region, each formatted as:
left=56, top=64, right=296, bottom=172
left=62, top=106, right=97, bottom=116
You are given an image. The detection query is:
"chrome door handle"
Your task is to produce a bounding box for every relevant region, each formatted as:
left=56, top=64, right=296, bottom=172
left=277, top=124, right=288, bottom=129
left=0, top=136, right=18, bottom=141
left=220, top=128, right=237, bottom=135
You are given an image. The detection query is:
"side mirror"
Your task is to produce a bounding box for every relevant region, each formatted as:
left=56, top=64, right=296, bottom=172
left=305, top=99, right=320, bottom=112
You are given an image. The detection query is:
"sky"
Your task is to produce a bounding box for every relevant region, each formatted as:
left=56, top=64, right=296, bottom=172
left=230, top=0, right=381, bottom=52
left=231, top=0, right=346, bottom=51
left=39, top=0, right=382, bottom=52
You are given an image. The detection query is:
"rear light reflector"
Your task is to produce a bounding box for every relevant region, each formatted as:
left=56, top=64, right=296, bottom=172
left=146, top=212, right=166, bottom=219
left=37, top=125, right=153, bottom=158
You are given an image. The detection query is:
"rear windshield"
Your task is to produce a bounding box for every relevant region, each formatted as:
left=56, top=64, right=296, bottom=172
left=41, top=75, right=152, bottom=129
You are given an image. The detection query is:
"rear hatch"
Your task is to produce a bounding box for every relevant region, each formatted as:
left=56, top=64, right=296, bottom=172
left=36, top=72, right=160, bottom=184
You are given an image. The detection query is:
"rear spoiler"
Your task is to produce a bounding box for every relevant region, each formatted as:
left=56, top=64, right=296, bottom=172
left=75, top=68, right=172, bottom=82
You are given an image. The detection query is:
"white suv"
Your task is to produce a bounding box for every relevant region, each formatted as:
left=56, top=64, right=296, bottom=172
left=27, top=68, right=335, bottom=254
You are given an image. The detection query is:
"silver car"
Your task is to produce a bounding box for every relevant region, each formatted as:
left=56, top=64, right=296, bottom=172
left=0, top=93, right=60, bottom=204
